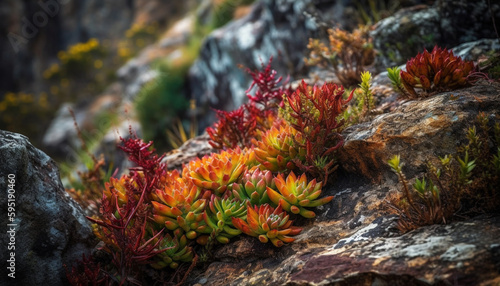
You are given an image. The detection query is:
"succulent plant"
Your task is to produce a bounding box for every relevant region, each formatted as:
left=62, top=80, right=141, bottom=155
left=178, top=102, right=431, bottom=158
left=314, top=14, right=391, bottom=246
left=151, top=170, right=210, bottom=239
left=186, top=147, right=248, bottom=196
left=305, top=26, right=374, bottom=87
left=103, top=175, right=133, bottom=206
left=202, top=195, right=247, bottom=244
left=253, top=120, right=306, bottom=173
left=150, top=234, right=194, bottom=269
left=282, top=80, right=353, bottom=181
left=232, top=169, right=275, bottom=205
left=245, top=56, right=291, bottom=110
left=267, top=171, right=333, bottom=218
left=400, top=46, right=476, bottom=98
left=207, top=56, right=292, bottom=150
left=207, top=107, right=257, bottom=149
left=232, top=204, right=302, bottom=247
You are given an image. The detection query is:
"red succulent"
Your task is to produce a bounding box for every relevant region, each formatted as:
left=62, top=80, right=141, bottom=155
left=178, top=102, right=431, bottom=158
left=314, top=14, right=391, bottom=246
left=206, top=106, right=257, bottom=149
left=400, top=46, right=477, bottom=98
left=283, top=80, right=353, bottom=181
left=246, top=56, right=291, bottom=109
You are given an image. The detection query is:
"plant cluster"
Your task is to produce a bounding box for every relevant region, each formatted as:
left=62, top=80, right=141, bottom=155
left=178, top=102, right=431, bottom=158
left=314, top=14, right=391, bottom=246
left=281, top=80, right=354, bottom=181
left=388, top=46, right=478, bottom=98
left=207, top=57, right=291, bottom=149
left=387, top=113, right=500, bottom=233
left=70, top=122, right=334, bottom=284
left=343, top=71, right=376, bottom=124
left=305, top=26, right=375, bottom=87
left=209, top=57, right=354, bottom=181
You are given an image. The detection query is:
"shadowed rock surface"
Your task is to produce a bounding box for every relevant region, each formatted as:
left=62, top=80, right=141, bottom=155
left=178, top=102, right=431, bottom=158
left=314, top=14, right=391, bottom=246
left=0, top=131, right=94, bottom=286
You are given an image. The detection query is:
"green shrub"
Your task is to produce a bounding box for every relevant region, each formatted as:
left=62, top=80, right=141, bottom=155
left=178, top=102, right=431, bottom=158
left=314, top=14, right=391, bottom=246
left=135, top=60, right=190, bottom=149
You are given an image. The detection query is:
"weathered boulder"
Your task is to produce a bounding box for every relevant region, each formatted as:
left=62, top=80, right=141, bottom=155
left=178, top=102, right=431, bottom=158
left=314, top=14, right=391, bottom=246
left=371, top=0, right=500, bottom=69
left=288, top=215, right=500, bottom=285
left=339, top=84, right=500, bottom=182
left=0, top=131, right=94, bottom=286
left=186, top=83, right=500, bottom=286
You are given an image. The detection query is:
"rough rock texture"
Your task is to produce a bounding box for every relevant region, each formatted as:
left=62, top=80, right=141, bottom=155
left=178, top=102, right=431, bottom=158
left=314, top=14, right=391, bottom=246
left=162, top=133, right=216, bottom=171
left=452, top=38, right=500, bottom=61
left=0, top=131, right=94, bottom=286
left=371, top=0, right=500, bottom=68
left=186, top=84, right=500, bottom=286
left=289, top=216, right=500, bottom=285
left=340, top=84, right=500, bottom=182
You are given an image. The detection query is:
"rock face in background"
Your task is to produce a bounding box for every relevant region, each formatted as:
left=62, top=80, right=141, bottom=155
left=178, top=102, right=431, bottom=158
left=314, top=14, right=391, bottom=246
left=188, top=0, right=317, bottom=128
left=372, top=0, right=500, bottom=68
left=185, top=85, right=500, bottom=285
left=0, top=131, right=94, bottom=286
left=189, top=0, right=500, bottom=130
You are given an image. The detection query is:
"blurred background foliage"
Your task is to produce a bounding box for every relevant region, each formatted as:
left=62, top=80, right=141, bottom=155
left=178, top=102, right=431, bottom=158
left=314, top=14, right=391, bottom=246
left=0, top=0, right=257, bottom=155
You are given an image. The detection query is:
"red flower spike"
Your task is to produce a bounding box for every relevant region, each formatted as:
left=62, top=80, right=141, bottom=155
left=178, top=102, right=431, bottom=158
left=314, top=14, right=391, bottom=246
left=245, top=56, right=292, bottom=110
left=207, top=106, right=257, bottom=149
left=207, top=57, right=291, bottom=150
left=118, top=137, right=166, bottom=195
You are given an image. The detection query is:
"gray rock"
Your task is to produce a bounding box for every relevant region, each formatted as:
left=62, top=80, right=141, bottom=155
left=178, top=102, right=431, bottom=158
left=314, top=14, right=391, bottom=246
left=162, top=132, right=215, bottom=171
left=452, top=38, right=500, bottom=61
left=42, top=103, right=82, bottom=159
left=0, top=130, right=94, bottom=286
left=189, top=0, right=317, bottom=129
left=289, top=216, right=500, bottom=285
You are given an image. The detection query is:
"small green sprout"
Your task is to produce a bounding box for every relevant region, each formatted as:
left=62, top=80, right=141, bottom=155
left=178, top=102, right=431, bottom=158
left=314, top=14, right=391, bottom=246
left=387, top=66, right=407, bottom=96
